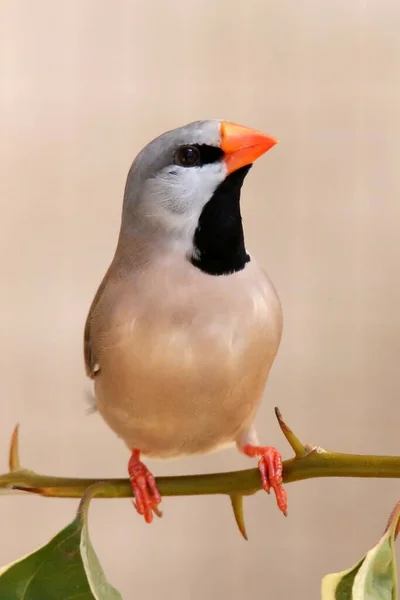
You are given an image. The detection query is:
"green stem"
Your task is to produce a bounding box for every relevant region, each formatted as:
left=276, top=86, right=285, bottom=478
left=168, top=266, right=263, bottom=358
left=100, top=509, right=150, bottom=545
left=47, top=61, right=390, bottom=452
left=2, top=450, right=400, bottom=499
left=3, top=413, right=400, bottom=502
left=3, top=417, right=400, bottom=540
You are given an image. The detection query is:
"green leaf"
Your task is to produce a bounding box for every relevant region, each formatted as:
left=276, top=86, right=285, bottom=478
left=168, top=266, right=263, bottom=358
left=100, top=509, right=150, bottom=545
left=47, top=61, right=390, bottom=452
left=0, top=484, right=122, bottom=599
left=321, top=501, right=400, bottom=599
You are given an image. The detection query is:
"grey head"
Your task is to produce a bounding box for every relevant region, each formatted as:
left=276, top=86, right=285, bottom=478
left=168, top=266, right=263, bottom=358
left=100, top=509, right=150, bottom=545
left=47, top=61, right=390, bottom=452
left=118, top=120, right=277, bottom=276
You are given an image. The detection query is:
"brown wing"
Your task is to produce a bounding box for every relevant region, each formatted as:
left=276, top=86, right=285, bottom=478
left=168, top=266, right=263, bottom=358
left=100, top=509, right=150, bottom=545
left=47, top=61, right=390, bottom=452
left=84, top=266, right=112, bottom=378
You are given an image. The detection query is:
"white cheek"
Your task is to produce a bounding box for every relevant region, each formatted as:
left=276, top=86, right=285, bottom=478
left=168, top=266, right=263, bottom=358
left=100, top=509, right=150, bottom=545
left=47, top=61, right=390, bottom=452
left=159, top=163, right=226, bottom=214
left=141, top=163, right=227, bottom=244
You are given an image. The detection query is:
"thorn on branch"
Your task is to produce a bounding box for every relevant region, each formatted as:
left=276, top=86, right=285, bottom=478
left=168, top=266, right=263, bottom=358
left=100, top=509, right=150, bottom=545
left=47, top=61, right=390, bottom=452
left=229, top=494, right=248, bottom=540
left=274, top=407, right=306, bottom=458
left=12, top=485, right=42, bottom=494
left=9, top=424, right=21, bottom=472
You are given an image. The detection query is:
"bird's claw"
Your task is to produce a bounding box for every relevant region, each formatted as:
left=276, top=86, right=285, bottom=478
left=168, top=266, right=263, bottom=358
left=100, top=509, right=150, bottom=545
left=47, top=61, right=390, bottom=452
left=243, top=444, right=287, bottom=516
left=128, top=451, right=162, bottom=523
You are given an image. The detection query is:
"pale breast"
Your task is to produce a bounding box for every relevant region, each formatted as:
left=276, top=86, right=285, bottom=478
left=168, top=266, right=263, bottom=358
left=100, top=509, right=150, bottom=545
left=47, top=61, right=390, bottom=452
left=93, top=255, right=282, bottom=457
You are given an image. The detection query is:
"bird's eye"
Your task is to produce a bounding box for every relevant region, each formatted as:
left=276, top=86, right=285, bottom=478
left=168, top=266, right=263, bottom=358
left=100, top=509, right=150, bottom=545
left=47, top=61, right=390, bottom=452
left=174, top=145, right=201, bottom=167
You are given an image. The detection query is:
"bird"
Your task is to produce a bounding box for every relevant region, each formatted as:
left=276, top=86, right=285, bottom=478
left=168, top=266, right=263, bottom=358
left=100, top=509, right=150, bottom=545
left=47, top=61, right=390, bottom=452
left=84, top=120, right=286, bottom=524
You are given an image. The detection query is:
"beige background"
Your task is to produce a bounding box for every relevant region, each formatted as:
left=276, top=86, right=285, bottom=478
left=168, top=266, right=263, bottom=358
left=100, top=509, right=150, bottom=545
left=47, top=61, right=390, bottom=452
left=1, top=1, right=400, bottom=598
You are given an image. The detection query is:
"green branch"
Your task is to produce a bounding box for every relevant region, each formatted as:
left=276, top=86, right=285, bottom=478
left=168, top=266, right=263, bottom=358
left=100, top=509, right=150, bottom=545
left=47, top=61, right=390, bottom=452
left=2, top=408, right=400, bottom=539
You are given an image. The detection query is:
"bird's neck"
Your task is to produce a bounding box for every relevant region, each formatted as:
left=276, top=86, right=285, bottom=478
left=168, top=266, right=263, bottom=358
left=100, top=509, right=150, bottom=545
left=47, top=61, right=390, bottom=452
left=190, top=165, right=251, bottom=276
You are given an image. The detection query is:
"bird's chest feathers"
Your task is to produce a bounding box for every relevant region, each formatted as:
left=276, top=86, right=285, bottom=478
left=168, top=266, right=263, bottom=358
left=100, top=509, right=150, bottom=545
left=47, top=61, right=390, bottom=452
left=101, top=261, right=279, bottom=378
left=95, top=260, right=282, bottom=456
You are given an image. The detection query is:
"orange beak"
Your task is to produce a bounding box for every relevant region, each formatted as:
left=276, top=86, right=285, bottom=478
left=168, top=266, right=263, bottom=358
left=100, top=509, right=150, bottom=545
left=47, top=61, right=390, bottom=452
left=220, top=121, right=278, bottom=175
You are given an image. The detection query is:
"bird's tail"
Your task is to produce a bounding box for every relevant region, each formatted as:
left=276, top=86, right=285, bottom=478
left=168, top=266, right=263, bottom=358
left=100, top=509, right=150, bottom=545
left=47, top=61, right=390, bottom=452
left=84, top=385, right=97, bottom=415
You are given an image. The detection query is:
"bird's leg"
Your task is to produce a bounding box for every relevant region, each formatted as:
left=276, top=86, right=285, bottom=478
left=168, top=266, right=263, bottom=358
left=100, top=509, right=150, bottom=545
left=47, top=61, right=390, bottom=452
left=128, top=449, right=162, bottom=523
left=236, top=427, right=287, bottom=516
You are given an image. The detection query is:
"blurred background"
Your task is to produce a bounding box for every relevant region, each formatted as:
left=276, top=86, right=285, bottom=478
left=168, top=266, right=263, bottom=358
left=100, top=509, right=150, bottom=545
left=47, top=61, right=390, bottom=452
left=1, top=1, right=400, bottom=598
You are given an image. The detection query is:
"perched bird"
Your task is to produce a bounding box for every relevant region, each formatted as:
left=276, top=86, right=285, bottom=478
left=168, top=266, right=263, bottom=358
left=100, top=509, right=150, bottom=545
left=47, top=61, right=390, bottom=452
left=84, top=120, right=285, bottom=523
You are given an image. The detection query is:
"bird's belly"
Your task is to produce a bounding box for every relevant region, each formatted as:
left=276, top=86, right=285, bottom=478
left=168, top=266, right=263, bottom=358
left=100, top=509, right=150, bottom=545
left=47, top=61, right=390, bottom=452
left=95, top=312, right=277, bottom=458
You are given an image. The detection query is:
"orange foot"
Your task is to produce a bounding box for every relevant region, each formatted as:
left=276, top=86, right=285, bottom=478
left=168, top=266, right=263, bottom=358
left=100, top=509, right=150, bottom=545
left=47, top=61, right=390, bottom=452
left=128, top=449, right=162, bottom=523
left=242, top=445, right=287, bottom=516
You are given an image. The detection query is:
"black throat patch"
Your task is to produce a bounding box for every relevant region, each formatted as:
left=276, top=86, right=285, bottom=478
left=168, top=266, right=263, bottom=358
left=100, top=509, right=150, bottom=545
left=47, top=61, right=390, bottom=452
left=190, top=165, right=252, bottom=276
